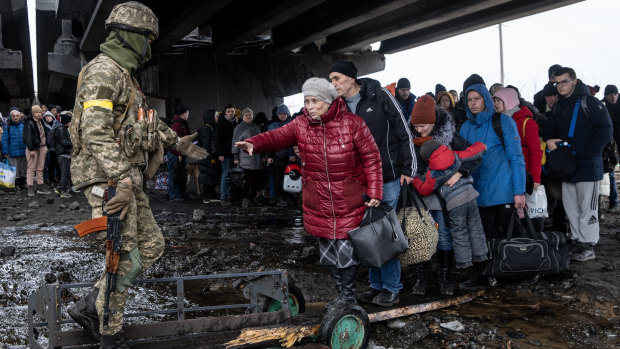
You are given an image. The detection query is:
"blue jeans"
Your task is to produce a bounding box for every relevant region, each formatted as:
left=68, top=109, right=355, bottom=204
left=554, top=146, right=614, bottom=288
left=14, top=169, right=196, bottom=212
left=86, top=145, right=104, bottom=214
left=368, top=178, right=403, bottom=294
left=220, top=157, right=233, bottom=200
left=609, top=171, right=618, bottom=207
left=166, top=151, right=183, bottom=199
left=430, top=209, right=453, bottom=251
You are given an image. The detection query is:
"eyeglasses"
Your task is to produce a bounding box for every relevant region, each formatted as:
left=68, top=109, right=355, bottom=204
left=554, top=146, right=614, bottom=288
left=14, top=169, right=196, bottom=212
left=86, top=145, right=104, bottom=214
left=553, top=79, right=573, bottom=87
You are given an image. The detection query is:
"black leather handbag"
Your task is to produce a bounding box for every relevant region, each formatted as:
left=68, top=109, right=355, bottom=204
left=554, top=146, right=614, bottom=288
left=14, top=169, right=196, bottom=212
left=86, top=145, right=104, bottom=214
left=348, top=202, right=409, bottom=268
left=482, top=209, right=570, bottom=278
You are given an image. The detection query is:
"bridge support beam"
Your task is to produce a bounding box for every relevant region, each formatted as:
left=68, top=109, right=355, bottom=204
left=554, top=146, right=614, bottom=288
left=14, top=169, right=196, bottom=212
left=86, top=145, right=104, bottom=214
left=146, top=51, right=384, bottom=127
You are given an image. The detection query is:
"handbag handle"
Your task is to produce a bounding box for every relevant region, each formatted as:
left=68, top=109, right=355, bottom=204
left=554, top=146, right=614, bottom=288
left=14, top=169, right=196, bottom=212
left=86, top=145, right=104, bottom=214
left=399, top=184, right=430, bottom=230
left=365, top=205, right=401, bottom=242
left=505, top=206, right=542, bottom=241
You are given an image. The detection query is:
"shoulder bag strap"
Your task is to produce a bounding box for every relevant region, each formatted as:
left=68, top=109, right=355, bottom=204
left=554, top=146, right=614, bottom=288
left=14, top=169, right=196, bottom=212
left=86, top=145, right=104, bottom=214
left=567, top=98, right=581, bottom=140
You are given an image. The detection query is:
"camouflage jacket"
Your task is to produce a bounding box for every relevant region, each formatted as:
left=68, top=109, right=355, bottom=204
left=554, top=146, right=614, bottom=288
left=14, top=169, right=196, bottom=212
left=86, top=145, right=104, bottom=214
left=70, top=54, right=178, bottom=190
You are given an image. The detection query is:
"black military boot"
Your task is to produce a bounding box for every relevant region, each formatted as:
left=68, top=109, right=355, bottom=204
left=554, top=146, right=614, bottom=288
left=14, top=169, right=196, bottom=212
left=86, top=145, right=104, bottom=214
left=338, top=266, right=359, bottom=306
left=100, top=331, right=127, bottom=349
left=411, top=261, right=430, bottom=295
left=325, top=265, right=342, bottom=308
left=437, top=250, right=454, bottom=296
left=458, top=262, right=490, bottom=292
left=68, top=288, right=101, bottom=340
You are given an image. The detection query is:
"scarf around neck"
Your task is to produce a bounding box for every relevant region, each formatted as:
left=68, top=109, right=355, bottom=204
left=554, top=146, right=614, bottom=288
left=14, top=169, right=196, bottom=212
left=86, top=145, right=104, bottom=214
left=100, top=30, right=151, bottom=74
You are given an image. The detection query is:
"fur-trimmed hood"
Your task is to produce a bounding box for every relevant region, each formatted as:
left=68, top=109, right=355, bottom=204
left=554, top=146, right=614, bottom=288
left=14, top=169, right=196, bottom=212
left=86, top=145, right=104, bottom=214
left=411, top=106, right=456, bottom=146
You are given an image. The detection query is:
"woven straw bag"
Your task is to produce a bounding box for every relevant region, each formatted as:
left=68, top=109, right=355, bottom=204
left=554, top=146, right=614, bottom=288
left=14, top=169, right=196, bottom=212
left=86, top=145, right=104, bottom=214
left=397, top=185, right=438, bottom=265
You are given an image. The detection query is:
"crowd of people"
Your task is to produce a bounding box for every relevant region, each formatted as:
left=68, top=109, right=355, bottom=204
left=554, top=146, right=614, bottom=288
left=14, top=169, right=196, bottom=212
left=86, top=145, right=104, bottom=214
left=231, top=62, right=617, bottom=308
left=1, top=63, right=618, bottom=312
left=1, top=103, right=75, bottom=198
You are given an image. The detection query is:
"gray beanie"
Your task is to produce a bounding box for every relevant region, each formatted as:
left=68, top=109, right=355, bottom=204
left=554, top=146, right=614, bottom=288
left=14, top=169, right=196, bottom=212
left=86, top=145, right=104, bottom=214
left=302, top=77, right=337, bottom=104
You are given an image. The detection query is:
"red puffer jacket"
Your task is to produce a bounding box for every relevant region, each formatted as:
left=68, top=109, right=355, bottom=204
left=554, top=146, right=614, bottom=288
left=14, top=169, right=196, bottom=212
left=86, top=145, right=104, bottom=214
left=247, top=98, right=383, bottom=239
left=512, top=106, right=543, bottom=184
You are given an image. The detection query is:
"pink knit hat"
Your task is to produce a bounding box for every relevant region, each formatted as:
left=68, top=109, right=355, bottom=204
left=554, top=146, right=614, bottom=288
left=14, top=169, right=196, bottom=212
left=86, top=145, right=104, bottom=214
left=493, top=88, right=520, bottom=110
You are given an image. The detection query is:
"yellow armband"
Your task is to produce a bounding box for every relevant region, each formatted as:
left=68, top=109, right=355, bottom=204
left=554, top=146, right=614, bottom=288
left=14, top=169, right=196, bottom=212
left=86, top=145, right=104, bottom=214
left=84, top=99, right=113, bottom=111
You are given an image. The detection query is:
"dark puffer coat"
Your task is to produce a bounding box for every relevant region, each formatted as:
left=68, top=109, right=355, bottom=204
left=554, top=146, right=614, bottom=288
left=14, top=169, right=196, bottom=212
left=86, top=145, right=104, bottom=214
left=198, top=110, right=219, bottom=187
left=247, top=98, right=383, bottom=239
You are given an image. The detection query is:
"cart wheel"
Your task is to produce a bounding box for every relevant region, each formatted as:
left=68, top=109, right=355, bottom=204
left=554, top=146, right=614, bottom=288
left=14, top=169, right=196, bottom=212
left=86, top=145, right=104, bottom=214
left=260, top=283, right=306, bottom=316
left=318, top=303, right=369, bottom=349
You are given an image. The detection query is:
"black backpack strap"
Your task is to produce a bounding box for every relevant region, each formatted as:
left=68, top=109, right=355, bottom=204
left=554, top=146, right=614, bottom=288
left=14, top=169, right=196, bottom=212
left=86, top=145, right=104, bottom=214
left=580, top=95, right=589, bottom=117
left=491, top=112, right=505, bottom=149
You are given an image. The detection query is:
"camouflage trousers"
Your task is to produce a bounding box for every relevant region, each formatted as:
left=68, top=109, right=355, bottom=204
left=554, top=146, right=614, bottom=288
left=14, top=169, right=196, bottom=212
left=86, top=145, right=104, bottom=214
left=84, top=183, right=165, bottom=336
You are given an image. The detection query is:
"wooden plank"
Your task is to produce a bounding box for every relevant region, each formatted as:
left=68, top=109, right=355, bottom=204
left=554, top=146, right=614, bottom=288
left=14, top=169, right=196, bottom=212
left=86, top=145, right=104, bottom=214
left=225, top=291, right=483, bottom=348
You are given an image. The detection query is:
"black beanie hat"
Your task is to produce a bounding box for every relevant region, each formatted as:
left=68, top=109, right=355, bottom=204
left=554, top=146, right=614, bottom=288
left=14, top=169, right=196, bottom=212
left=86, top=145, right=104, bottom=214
left=175, top=105, right=189, bottom=115
left=604, top=84, right=619, bottom=96
left=462, top=74, right=485, bottom=94
left=435, top=83, right=447, bottom=96
left=396, top=78, right=411, bottom=90
left=420, top=139, right=442, bottom=163
left=542, top=82, right=558, bottom=97
left=548, top=64, right=562, bottom=79
left=329, top=60, right=358, bottom=79
left=60, top=111, right=72, bottom=125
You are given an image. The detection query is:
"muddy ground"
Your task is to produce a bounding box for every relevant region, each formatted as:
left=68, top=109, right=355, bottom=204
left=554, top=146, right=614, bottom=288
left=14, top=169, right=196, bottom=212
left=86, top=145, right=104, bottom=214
left=0, top=186, right=618, bottom=348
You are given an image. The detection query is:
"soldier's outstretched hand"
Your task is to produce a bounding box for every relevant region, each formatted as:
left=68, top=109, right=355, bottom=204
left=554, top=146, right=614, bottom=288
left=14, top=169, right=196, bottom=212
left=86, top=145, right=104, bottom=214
left=176, top=133, right=209, bottom=160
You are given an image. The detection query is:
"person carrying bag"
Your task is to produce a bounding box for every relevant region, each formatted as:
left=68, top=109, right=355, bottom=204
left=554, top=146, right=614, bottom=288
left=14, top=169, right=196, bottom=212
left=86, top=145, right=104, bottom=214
left=543, top=98, right=582, bottom=181
left=348, top=199, right=409, bottom=268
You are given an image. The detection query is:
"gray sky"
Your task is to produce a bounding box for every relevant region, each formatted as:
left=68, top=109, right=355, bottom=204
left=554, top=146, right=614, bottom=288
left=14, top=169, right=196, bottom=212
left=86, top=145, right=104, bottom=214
left=286, top=0, right=620, bottom=111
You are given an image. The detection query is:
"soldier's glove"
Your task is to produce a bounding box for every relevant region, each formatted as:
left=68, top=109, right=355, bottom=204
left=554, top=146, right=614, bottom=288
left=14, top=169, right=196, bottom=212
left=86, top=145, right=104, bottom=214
left=103, top=179, right=133, bottom=220
left=176, top=133, right=209, bottom=160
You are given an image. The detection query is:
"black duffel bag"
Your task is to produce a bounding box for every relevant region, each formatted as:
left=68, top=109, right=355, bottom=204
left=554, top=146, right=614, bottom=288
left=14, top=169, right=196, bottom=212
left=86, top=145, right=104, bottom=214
left=481, top=208, right=570, bottom=278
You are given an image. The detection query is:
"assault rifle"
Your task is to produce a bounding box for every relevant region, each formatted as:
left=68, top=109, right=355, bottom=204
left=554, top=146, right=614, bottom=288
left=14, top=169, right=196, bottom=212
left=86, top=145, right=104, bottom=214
left=102, top=180, right=121, bottom=329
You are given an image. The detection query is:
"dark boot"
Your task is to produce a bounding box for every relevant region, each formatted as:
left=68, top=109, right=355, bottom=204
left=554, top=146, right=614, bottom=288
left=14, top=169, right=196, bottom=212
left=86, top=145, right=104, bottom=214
left=325, top=265, right=342, bottom=308
left=27, top=185, right=35, bottom=197
left=68, top=288, right=101, bottom=340
left=17, top=178, right=26, bottom=191
left=458, top=262, right=490, bottom=292
left=357, top=287, right=381, bottom=303
left=411, top=261, right=430, bottom=295
left=338, top=266, right=358, bottom=305
left=372, top=289, right=399, bottom=306
left=437, top=250, right=454, bottom=296
left=100, top=331, right=127, bottom=349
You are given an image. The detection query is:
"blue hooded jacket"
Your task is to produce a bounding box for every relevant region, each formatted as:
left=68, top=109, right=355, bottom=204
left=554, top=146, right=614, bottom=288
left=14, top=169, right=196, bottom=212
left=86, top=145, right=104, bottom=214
left=1, top=120, right=26, bottom=157
left=459, top=83, right=526, bottom=207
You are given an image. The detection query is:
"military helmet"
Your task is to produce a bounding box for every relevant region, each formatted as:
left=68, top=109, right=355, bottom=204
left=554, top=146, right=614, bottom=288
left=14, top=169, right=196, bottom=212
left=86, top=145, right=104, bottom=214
left=105, top=1, right=159, bottom=39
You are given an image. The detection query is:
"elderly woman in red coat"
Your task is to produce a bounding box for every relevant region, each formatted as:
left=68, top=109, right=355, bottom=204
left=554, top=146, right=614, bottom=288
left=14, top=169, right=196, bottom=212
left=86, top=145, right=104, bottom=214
left=235, top=77, right=383, bottom=307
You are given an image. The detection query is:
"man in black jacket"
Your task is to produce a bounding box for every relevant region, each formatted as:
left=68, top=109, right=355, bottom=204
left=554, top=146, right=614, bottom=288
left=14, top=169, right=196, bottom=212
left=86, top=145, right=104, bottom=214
left=214, top=104, right=239, bottom=206
left=544, top=67, right=612, bottom=262
left=54, top=112, right=73, bottom=198
left=329, top=60, right=416, bottom=307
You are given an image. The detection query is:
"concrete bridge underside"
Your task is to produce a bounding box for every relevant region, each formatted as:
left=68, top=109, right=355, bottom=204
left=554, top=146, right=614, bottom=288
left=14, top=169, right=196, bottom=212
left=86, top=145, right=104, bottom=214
left=1, top=0, right=581, bottom=126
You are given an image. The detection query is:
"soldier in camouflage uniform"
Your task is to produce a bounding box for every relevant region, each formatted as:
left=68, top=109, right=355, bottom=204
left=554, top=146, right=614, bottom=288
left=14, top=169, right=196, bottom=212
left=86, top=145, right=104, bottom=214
left=67, top=2, right=208, bottom=348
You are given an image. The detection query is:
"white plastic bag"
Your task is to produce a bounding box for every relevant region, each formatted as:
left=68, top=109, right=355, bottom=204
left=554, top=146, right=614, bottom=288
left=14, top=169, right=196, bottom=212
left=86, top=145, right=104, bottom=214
left=526, top=185, right=548, bottom=218
left=0, top=160, right=16, bottom=189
